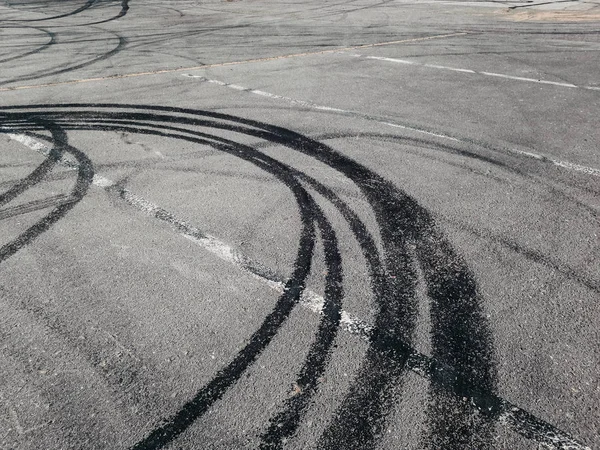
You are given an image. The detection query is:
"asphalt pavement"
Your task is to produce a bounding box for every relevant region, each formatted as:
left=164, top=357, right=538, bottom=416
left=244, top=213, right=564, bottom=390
left=0, top=1, right=599, bottom=449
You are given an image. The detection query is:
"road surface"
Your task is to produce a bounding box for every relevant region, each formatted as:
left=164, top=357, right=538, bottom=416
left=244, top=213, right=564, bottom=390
left=0, top=1, right=599, bottom=449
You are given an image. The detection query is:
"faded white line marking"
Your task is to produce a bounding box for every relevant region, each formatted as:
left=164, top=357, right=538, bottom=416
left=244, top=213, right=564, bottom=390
left=0, top=32, right=468, bottom=93
left=183, top=75, right=600, bottom=177
left=6, top=131, right=592, bottom=450
left=480, top=71, right=577, bottom=88
left=184, top=75, right=459, bottom=140
left=551, top=159, right=600, bottom=176
left=362, top=55, right=598, bottom=90
left=380, top=121, right=460, bottom=142
left=5, top=131, right=371, bottom=338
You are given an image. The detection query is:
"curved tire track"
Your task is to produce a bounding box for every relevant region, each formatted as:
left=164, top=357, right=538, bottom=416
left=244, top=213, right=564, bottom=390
left=0, top=26, right=56, bottom=64
left=0, top=104, right=590, bottom=450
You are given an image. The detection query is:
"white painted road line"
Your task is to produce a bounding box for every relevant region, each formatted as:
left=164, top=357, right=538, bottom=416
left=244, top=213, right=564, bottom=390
left=184, top=75, right=600, bottom=177
left=5, top=131, right=372, bottom=339
left=0, top=32, right=468, bottom=93
left=6, top=130, right=592, bottom=450
left=361, top=55, right=600, bottom=91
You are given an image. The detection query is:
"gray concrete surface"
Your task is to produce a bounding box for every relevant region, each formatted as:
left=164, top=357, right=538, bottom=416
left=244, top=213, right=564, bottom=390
left=0, top=1, right=598, bottom=449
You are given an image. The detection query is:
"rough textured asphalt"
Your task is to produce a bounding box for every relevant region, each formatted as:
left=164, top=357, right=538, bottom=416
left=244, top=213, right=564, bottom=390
left=0, top=1, right=599, bottom=449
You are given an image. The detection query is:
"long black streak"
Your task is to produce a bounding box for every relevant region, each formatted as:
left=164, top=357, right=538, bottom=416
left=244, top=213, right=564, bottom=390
left=0, top=119, right=93, bottom=263
left=82, top=0, right=130, bottom=25
left=0, top=104, right=589, bottom=450
left=415, top=218, right=498, bottom=448
left=128, top=151, right=318, bottom=449
left=1, top=0, right=98, bottom=22
left=0, top=35, right=127, bottom=88
left=259, top=212, right=343, bottom=449
left=0, top=123, right=65, bottom=208
left=0, top=27, right=56, bottom=64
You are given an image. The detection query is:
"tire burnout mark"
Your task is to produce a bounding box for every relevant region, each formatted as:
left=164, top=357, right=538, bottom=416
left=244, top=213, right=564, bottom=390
left=0, top=0, right=98, bottom=22
left=0, top=0, right=129, bottom=26
left=0, top=117, right=94, bottom=263
left=84, top=0, right=130, bottom=26
left=0, top=34, right=127, bottom=88
left=0, top=27, right=56, bottom=64
left=0, top=104, right=589, bottom=450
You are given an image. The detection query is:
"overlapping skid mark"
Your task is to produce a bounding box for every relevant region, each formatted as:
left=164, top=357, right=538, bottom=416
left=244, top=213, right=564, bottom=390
left=0, top=32, right=468, bottom=93
left=0, top=104, right=590, bottom=450
left=0, top=28, right=127, bottom=88
left=0, top=0, right=98, bottom=22
left=0, top=0, right=129, bottom=26
left=1, top=105, right=345, bottom=450
left=312, top=131, right=600, bottom=295
left=0, top=118, right=93, bottom=264
left=189, top=75, right=600, bottom=178
left=0, top=0, right=130, bottom=88
left=0, top=26, right=56, bottom=64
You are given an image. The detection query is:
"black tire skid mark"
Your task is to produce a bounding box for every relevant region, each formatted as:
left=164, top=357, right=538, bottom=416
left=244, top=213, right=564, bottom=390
left=416, top=230, right=498, bottom=449
left=0, top=0, right=99, bottom=23
left=2, top=0, right=131, bottom=28
left=3, top=108, right=345, bottom=450
left=29, top=107, right=492, bottom=449
left=258, top=210, right=343, bottom=450
left=0, top=118, right=94, bottom=264
left=31, top=124, right=595, bottom=302
left=312, top=132, right=600, bottom=295
left=0, top=105, right=589, bottom=450
left=0, top=32, right=127, bottom=88
left=78, top=0, right=130, bottom=26
left=0, top=126, right=64, bottom=208
left=0, top=194, right=71, bottom=221
left=0, top=26, right=56, bottom=64
left=223, top=118, right=495, bottom=449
